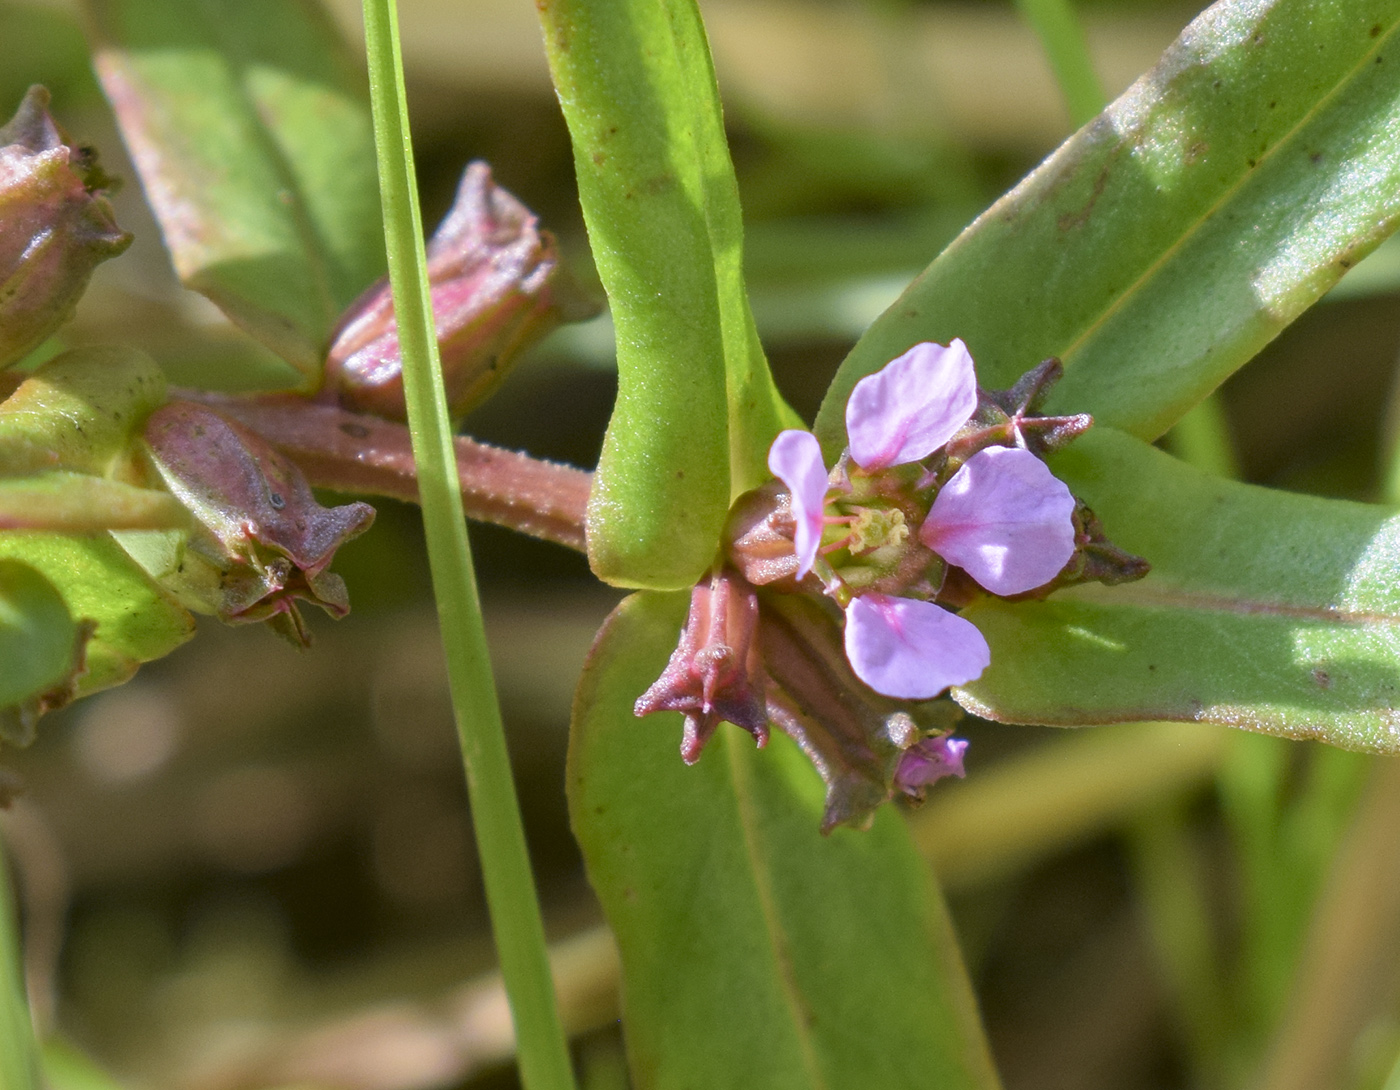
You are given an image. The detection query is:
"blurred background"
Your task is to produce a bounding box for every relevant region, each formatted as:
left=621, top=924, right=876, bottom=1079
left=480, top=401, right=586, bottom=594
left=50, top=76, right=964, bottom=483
left=4, top=0, right=1400, bottom=1087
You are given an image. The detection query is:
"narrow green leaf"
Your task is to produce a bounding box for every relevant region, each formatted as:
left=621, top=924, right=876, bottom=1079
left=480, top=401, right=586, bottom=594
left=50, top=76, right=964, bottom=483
left=1013, top=0, right=1106, bottom=128
left=0, top=836, right=39, bottom=1090
left=571, top=591, right=1000, bottom=1090
left=954, top=428, right=1400, bottom=750
left=538, top=0, right=793, bottom=589
left=817, top=0, right=1400, bottom=456
left=0, top=559, right=77, bottom=710
left=0, top=473, right=185, bottom=533
left=0, top=532, right=193, bottom=697
left=87, top=0, right=384, bottom=379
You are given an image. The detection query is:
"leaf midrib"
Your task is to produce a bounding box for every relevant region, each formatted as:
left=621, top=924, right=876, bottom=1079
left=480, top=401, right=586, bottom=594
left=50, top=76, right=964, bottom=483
left=725, top=737, right=831, bottom=1090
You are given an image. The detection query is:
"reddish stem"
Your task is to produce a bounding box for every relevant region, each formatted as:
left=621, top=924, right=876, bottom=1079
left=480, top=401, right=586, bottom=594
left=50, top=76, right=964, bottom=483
left=187, top=392, right=590, bottom=553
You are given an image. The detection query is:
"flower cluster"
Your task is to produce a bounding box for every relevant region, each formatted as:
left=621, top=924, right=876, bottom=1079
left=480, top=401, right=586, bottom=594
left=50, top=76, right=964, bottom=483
left=768, top=339, right=1076, bottom=700
left=635, top=339, right=1146, bottom=830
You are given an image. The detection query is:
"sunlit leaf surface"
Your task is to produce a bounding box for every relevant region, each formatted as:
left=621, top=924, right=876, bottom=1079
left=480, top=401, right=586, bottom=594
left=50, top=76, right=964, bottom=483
left=0, top=532, right=193, bottom=697
left=87, top=0, right=384, bottom=379
left=817, top=0, right=1400, bottom=455
left=570, top=591, right=999, bottom=1090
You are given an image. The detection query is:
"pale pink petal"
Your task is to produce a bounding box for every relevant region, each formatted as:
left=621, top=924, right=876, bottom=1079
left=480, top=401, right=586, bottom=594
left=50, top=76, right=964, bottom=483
left=920, top=445, right=1077, bottom=596
left=895, top=736, right=969, bottom=795
left=845, top=339, right=979, bottom=470
left=767, top=429, right=829, bottom=578
left=843, top=593, right=990, bottom=700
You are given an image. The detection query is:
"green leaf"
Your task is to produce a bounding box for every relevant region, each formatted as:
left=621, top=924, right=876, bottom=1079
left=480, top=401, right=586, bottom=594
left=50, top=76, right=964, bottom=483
left=0, top=347, right=166, bottom=476
left=0, top=559, right=77, bottom=711
left=954, top=428, right=1400, bottom=751
left=0, top=532, right=193, bottom=698
left=0, top=473, right=185, bottom=532
left=570, top=591, right=1000, bottom=1090
left=538, top=0, right=794, bottom=590
left=87, top=0, right=384, bottom=379
left=816, top=0, right=1400, bottom=456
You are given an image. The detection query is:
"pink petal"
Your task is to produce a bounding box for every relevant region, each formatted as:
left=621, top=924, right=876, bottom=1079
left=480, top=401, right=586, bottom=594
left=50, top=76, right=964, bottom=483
left=895, top=736, right=969, bottom=794
left=843, top=593, right=990, bottom=700
left=845, top=339, right=979, bottom=470
left=920, top=445, right=1077, bottom=596
left=767, top=429, right=829, bottom=578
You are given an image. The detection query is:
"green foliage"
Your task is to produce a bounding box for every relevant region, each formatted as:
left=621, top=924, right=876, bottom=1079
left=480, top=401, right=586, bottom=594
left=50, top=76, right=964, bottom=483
left=955, top=427, right=1400, bottom=750
left=816, top=0, right=1400, bottom=456
left=537, top=0, right=795, bottom=589
left=85, top=0, right=384, bottom=380
left=570, top=591, right=1000, bottom=1090
left=0, top=532, right=193, bottom=698
left=0, top=558, right=78, bottom=713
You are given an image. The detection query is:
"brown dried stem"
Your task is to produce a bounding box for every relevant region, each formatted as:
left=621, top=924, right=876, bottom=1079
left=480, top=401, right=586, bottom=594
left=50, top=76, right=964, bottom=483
left=186, top=393, right=590, bottom=553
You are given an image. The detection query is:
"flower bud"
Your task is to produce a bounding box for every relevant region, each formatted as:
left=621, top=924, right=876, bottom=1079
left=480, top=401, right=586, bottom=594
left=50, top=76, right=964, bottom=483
left=0, top=86, right=131, bottom=369
left=634, top=568, right=768, bottom=763
left=138, top=401, right=374, bottom=645
left=324, top=162, right=596, bottom=421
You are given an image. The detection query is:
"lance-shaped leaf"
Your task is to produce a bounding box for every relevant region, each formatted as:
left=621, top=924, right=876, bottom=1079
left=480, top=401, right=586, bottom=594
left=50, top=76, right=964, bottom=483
left=0, top=559, right=80, bottom=741
left=955, top=427, right=1400, bottom=751
left=537, top=0, right=796, bottom=589
left=0, top=473, right=184, bottom=532
left=86, top=0, right=384, bottom=379
left=816, top=0, right=1400, bottom=456
left=570, top=590, right=1000, bottom=1090
left=0, top=532, right=193, bottom=699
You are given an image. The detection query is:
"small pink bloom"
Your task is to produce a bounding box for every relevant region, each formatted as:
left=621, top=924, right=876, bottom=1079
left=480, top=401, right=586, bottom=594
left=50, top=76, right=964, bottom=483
left=845, top=340, right=978, bottom=470
left=767, top=429, right=829, bottom=578
left=895, top=736, right=969, bottom=796
left=920, top=445, right=1076, bottom=596
left=843, top=593, right=990, bottom=700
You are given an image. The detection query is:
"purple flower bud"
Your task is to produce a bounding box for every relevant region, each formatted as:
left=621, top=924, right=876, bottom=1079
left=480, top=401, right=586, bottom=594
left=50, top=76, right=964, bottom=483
left=0, top=86, right=131, bottom=369
left=634, top=569, right=768, bottom=763
left=325, top=162, right=594, bottom=420
left=894, top=735, right=968, bottom=799
left=141, top=401, right=374, bottom=645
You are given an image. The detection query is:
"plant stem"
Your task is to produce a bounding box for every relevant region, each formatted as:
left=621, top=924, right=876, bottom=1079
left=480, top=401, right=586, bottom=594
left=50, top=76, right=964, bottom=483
left=186, top=393, right=590, bottom=551
left=0, top=836, right=40, bottom=1090
left=359, top=4, right=577, bottom=1088
left=1013, top=0, right=1106, bottom=128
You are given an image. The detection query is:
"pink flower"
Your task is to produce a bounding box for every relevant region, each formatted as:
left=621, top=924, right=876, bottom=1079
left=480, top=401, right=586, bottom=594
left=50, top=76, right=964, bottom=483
left=765, top=340, right=1079, bottom=701
left=894, top=735, right=969, bottom=797
left=921, top=444, right=1076, bottom=597
left=844, top=594, right=989, bottom=700
left=845, top=339, right=978, bottom=470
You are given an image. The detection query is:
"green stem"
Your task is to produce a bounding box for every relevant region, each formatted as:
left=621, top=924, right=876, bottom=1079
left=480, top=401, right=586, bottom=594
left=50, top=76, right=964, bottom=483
left=1164, top=395, right=1241, bottom=479
left=0, top=837, right=40, bottom=1090
left=359, top=5, right=577, bottom=1088
left=1013, top=0, right=1106, bottom=128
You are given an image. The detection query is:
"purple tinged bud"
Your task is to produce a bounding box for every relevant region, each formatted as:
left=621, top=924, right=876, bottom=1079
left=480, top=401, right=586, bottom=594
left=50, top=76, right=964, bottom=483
left=0, top=86, right=131, bottom=369
left=325, top=162, right=596, bottom=420
left=894, top=735, right=968, bottom=799
left=141, top=402, right=374, bottom=645
left=634, top=569, right=768, bottom=763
